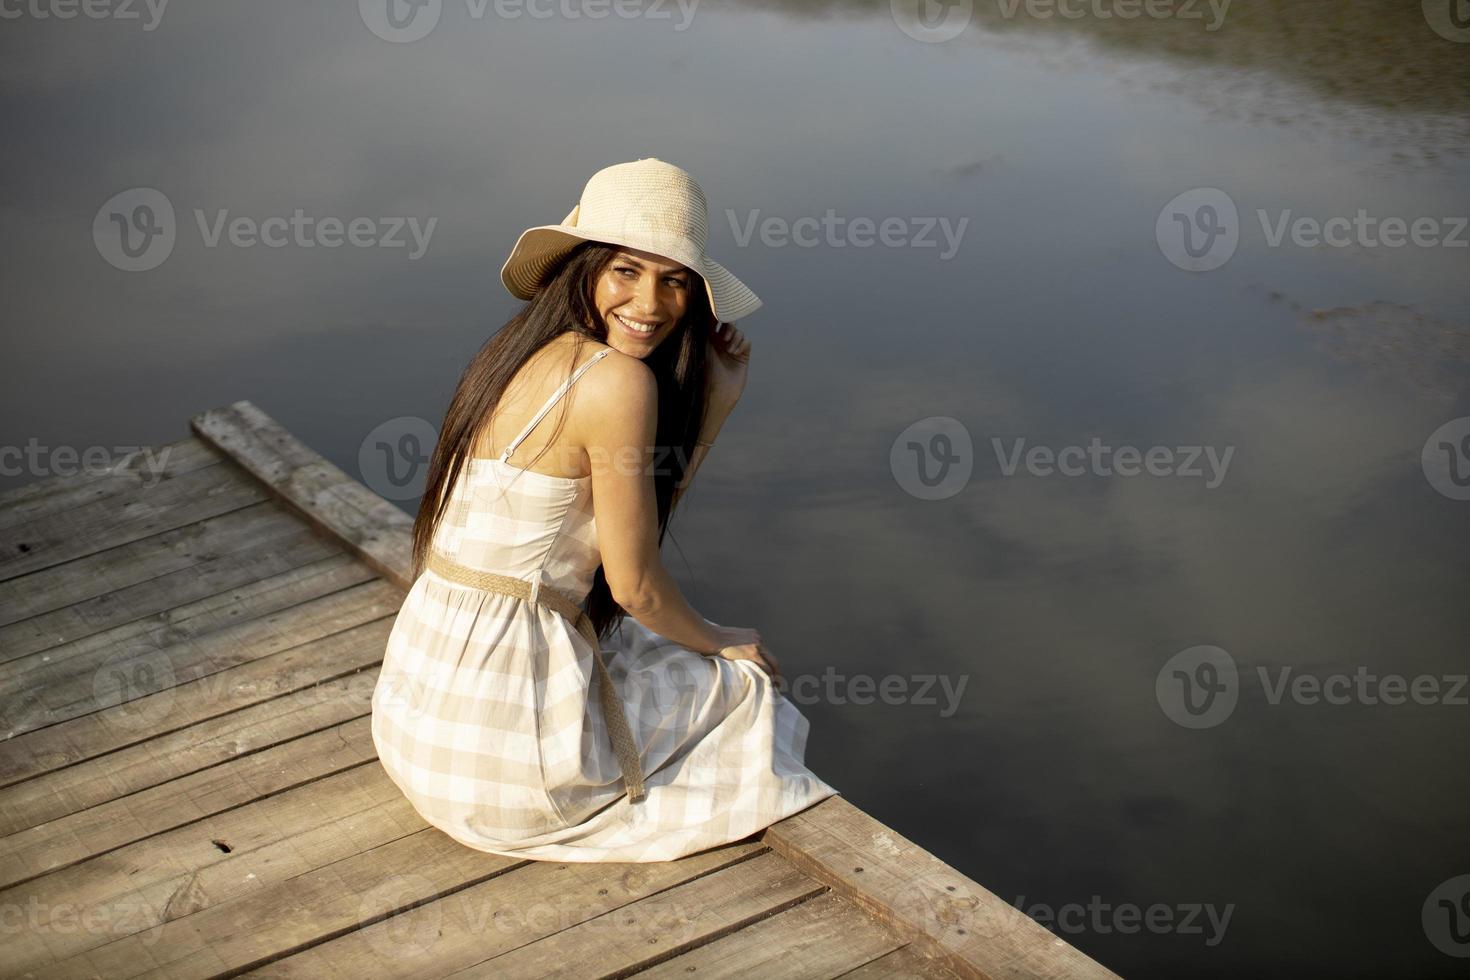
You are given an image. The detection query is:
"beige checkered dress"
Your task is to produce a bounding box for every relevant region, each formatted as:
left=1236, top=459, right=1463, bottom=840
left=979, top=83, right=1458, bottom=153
left=371, top=348, right=838, bottom=862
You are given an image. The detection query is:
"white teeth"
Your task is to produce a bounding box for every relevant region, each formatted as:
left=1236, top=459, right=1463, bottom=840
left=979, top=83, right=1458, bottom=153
left=616, top=314, right=658, bottom=334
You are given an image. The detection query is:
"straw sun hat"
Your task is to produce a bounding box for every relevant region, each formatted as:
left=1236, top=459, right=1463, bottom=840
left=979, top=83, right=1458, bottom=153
left=499, top=158, right=763, bottom=323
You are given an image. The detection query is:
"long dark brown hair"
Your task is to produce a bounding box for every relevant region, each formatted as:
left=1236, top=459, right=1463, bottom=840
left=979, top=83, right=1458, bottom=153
left=409, top=240, right=715, bottom=643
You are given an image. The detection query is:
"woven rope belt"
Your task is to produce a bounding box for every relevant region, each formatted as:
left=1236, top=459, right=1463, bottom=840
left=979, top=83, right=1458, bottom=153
left=425, top=549, right=647, bottom=804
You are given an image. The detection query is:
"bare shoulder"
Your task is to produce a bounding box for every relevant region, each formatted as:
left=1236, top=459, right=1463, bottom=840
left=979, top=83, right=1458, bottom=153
left=576, top=346, right=657, bottom=438
left=582, top=346, right=655, bottom=401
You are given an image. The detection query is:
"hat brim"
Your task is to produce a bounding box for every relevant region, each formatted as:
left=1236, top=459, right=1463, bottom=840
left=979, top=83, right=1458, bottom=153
left=500, top=224, right=763, bottom=323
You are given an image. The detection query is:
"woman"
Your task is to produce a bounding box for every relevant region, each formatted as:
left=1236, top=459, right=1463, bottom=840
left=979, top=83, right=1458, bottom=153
left=370, top=158, right=838, bottom=863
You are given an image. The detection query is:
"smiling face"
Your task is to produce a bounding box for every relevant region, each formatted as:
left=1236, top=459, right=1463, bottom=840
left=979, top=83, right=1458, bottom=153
left=592, top=246, right=692, bottom=358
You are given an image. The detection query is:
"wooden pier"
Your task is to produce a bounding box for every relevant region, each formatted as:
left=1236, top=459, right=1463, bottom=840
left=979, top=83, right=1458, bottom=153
left=0, top=400, right=1119, bottom=979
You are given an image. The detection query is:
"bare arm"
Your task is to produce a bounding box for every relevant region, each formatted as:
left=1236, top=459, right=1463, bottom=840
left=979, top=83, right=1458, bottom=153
left=582, top=352, right=725, bottom=655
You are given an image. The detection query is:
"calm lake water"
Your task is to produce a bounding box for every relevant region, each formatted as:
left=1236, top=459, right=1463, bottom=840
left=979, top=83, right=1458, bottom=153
left=3, top=2, right=1468, bottom=976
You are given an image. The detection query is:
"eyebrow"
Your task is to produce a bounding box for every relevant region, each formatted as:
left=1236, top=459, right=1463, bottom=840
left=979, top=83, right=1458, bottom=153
left=614, top=254, right=689, bottom=277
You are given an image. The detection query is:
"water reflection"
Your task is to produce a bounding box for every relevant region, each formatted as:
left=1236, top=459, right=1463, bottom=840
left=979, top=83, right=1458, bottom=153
left=736, top=0, right=1470, bottom=170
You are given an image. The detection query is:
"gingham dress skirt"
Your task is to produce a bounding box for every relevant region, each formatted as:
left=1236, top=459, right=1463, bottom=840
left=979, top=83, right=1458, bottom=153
left=369, top=454, right=838, bottom=863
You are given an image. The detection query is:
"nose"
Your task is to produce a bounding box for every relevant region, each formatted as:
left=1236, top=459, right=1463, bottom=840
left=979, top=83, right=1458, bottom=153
left=632, top=272, right=661, bottom=316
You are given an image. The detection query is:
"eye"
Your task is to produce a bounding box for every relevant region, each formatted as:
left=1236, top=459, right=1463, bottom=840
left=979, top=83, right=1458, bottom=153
left=666, top=277, right=687, bottom=287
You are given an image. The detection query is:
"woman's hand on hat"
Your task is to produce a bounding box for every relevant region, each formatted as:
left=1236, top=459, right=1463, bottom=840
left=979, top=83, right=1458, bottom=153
left=707, top=321, right=750, bottom=413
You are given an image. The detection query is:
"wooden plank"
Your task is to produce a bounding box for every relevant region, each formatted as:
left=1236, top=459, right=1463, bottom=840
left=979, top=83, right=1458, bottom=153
left=0, top=563, right=389, bottom=786
left=762, top=797, right=1120, bottom=980
left=0, top=711, right=382, bottom=890
left=4, top=570, right=393, bottom=732
left=1, top=659, right=379, bottom=835
left=191, top=401, right=414, bottom=588
left=1, top=525, right=338, bottom=678
left=835, top=945, right=968, bottom=979
left=0, top=577, right=400, bottom=743
left=0, top=501, right=308, bottom=628
left=155, top=841, right=767, bottom=979
left=450, top=850, right=828, bottom=979
left=0, top=527, right=357, bottom=664
left=0, top=437, right=220, bottom=529
left=634, top=890, right=907, bottom=980
left=0, top=762, right=422, bottom=973
left=45, top=827, right=525, bottom=980
left=0, top=460, right=269, bottom=582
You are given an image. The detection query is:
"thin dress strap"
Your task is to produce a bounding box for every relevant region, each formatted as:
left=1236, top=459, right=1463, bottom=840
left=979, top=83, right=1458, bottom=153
left=500, top=347, right=614, bottom=462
